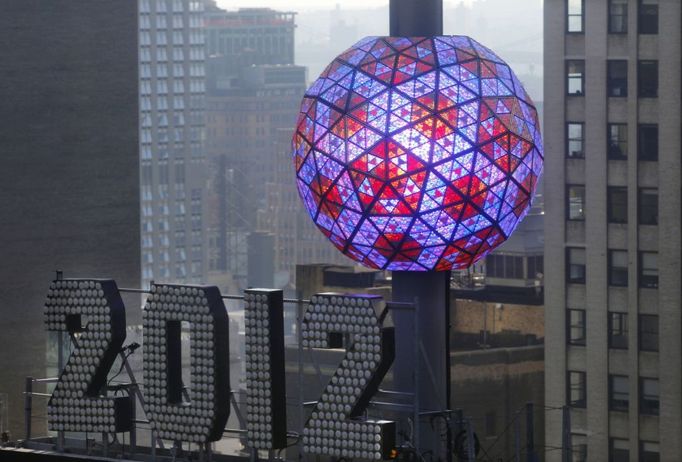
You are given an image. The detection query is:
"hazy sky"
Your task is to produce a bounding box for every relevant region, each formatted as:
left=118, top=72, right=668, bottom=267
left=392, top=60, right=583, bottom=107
left=215, top=0, right=476, bottom=12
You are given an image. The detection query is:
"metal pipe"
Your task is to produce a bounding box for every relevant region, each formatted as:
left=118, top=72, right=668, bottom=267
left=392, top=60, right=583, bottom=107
left=24, top=377, right=32, bottom=443
left=119, top=288, right=152, bottom=294
left=32, top=378, right=59, bottom=383
left=25, top=392, right=52, bottom=398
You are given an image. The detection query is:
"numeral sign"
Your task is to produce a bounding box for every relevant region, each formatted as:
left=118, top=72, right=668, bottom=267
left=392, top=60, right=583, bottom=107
left=43, top=280, right=400, bottom=458
left=301, top=294, right=396, bottom=460
left=244, top=289, right=287, bottom=449
left=44, top=279, right=132, bottom=433
left=142, top=283, right=230, bottom=443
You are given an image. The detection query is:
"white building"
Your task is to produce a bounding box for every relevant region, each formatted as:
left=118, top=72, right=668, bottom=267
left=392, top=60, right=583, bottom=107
left=544, top=0, right=681, bottom=460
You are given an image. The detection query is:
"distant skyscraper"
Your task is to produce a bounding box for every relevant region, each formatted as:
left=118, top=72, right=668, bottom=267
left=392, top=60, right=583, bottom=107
left=0, top=0, right=139, bottom=438
left=202, top=6, right=347, bottom=289
left=139, top=0, right=208, bottom=287
left=544, top=1, right=681, bottom=460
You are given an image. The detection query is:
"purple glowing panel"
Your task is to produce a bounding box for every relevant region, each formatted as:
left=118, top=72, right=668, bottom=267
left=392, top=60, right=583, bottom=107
left=292, top=36, right=543, bottom=271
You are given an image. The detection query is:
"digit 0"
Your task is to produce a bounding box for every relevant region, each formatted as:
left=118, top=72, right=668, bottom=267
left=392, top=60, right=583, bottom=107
left=142, top=283, right=230, bottom=443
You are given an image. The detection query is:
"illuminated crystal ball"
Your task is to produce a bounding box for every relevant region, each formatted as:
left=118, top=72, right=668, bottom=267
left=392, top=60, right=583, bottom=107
left=292, top=36, right=543, bottom=271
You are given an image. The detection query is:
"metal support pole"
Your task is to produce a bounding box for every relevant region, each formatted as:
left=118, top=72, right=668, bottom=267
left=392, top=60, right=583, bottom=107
left=514, top=412, right=521, bottom=461
left=465, top=418, right=475, bottom=462
left=561, top=406, right=572, bottom=462
left=389, top=0, right=443, bottom=36
left=393, top=271, right=450, bottom=458
left=525, top=402, right=535, bottom=462
left=24, top=377, right=32, bottom=443
left=102, top=432, right=108, bottom=458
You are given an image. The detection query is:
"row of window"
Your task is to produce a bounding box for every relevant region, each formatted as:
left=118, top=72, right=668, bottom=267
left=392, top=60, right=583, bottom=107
left=567, top=186, right=658, bottom=225
left=567, top=310, right=659, bottom=351
left=567, top=248, right=658, bottom=288
left=567, top=59, right=658, bottom=97
left=567, top=0, right=658, bottom=34
left=569, top=371, right=659, bottom=416
left=486, top=254, right=544, bottom=279
left=142, top=261, right=203, bottom=280
left=567, top=122, right=658, bottom=161
left=140, top=63, right=204, bottom=79
left=572, top=437, right=660, bottom=462
left=140, top=78, right=205, bottom=95
left=140, top=46, right=204, bottom=63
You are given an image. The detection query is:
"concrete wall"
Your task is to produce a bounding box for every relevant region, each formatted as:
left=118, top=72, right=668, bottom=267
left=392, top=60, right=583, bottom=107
left=452, top=299, right=544, bottom=339
left=0, top=0, right=139, bottom=439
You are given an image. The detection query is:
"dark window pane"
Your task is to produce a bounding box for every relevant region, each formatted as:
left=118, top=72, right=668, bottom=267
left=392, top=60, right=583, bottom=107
left=568, top=309, right=586, bottom=346
left=609, top=375, right=629, bottom=412
left=568, top=371, right=586, bottom=407
left=567, top=185, right=586, bottom=220
left=638, top=124, right=658, bottom=161
left=640, top=378, right=659, bottom=415
left=639, top=314, right=658, bottom=352
left=567, top=248, right=586, bottom=283
left=608, top=187, right=628, bottom=223
left=638, top=188, right=658, bottom=225
left=607, top=60, right=628, bottom=96
left=567, top=60, right=585, bottom=95
left=638, top=0, right=658, bottom=34
left=609, top=0, right=628, bottom=33
left=573, top=434, right=588, bottom=462
left=567, top=122, right=584, bottom=158
left=610, top=438, right=629, bottom=462
left=638, top=60, right=658, bottom=97
left=639, top=252, right=658, bottom=288
left=609, top=250, right=628, bottom=287
left=608, top=123, right=628, bottom=159
left=609, top=312, right=628, bottom=349
left=640, top=441, right=660, bottom=462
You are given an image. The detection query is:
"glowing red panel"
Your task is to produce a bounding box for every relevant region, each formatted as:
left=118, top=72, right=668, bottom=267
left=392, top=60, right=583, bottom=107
left=293, top=36, right=543, bottom=271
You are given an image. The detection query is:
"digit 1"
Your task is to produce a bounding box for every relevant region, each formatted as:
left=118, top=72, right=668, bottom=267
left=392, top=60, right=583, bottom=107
left=142, top=283, right=230, bottom=443
left=302, top=293, right=396, bottom=460
left=44, top=279, right=132, bottom=433
left=244, top=289, right=287, bottom=449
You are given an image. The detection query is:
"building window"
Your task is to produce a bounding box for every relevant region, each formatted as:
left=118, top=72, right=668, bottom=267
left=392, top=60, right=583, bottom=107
left=638, top=124, right=658, bottom=161
left=567, top=60, right=585, bottom=95
left=567, top=0, right=584, bottom=32
left=609, top=375, right=629, bottom=412
left=608, top=187, right=628, bottom=223
left=572, top=434, right=588, bottom=462
left=639, top=378, right=659, bottom=415
left=639, top=314, right=658, bottom=352
left=639, top=252, right=658, bottom=288
left=610, top=438, right=629, bottom=462
left=567, top=309, right=586, bottom=346
left=608, top=312, right=628, bottom=349
left=568, top=371, right=586, bottom=408
left=638, top=0, right=658, bottom=34
left=567, top=122, right=585, bottom=158
left=640, top=441, right=660, bottom=462
left=607, top=60, right=628, bottom=97
left=486, top=254, right=524, bottom=279
left=527, top=255, right=544, bottom=279
left=607, top=123, right=628, bottom=159
left=609, top=0, right=628, bottom=33
left=608, top=250, right=628, bottom=287
left=567, top=185, right=586, bottom=220
left=638, top=188, right=658, bottom=225
left=638, top=60, right=658, bottom=97
left=567, top=247, right=586, bottom=283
